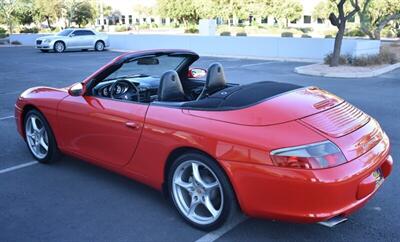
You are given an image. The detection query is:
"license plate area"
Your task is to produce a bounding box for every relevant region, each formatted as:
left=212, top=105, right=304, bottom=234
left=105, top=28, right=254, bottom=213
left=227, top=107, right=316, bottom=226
left=372, top=168, right=384, bottom=188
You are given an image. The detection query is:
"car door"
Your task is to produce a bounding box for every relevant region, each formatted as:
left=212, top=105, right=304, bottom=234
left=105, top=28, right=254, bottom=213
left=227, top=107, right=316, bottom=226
left=81, top=30, right=96, bottom=48
left=67, top=30, right=84, bottom=48
left=57, top=95, right=148, bottom=167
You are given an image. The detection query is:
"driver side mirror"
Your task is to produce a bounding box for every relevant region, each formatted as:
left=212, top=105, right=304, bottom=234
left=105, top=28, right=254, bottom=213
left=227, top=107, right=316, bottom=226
left=188, top=68, right=207, bottom=78
left=68, top=82, right=85, bottom=96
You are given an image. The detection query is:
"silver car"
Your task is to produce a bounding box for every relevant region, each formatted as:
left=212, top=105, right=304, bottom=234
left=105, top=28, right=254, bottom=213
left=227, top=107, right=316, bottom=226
left=36, top=28, right=110, bottom=53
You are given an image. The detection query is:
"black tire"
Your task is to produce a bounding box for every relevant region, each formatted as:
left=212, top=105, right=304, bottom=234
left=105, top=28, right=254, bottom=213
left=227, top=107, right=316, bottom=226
left=53, top=41, right=65, bottom=53
left=24, top=109, right=61, bottom=163
left=94, top=40, right=105, bottom=51
left=40, top=49, right=49, bottom=53
left=168, top=152, right=238, bottom=231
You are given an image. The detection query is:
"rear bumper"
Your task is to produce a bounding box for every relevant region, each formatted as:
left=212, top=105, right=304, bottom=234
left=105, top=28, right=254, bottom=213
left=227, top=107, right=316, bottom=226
left=222, top=134, right=392, bottom=223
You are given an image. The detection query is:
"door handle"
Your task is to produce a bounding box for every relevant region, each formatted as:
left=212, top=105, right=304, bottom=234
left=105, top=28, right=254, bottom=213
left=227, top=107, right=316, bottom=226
left=125, top=121, right=139, bottom=129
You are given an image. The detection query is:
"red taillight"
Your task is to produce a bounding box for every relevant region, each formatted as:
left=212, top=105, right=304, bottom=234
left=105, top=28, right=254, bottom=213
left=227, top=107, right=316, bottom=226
left=270, top=141, right=347, bottom=169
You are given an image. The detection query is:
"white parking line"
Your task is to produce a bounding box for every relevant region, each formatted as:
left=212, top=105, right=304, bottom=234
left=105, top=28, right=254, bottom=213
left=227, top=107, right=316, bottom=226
left=240, top=61, right=276, bottom=68
left=0, top=115, right=14, bottom=121
left=195, top=214, right=247, bottom=242
left=0, top=161, right=38, bottom=174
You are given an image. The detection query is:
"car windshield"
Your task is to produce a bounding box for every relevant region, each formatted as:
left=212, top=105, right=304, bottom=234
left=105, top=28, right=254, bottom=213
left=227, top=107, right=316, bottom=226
left=106, top=55, right=186, bottom=80
left=57, top=29, right=74, bottom=36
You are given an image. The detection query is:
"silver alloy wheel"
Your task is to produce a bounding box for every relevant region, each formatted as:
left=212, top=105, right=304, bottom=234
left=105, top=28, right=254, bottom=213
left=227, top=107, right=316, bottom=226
left=96, top=41, right=104, bottom=51
left=172, top=160, right=224, bottom=225
left=25, top=114, right=49, bottom=159
left=55, top=42, right=64, bottom=52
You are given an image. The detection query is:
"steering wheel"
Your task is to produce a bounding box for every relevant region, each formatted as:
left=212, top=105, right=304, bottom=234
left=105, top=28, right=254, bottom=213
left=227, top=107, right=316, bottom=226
left=110, top=79, right=140, bottom=102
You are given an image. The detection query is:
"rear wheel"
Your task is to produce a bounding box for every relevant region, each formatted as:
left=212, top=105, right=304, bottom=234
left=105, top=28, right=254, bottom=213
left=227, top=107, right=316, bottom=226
left=24, top=109, right=60, bottom=163
left=53, top=41, right=65, bottom=53
left=168, top=152, right=237, bottom=231
left=95, top=41, right=105, bottom=51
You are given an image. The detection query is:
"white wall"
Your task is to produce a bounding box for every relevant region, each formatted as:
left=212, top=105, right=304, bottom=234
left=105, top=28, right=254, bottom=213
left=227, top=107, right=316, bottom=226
left=10, top=33, right=381, bottom=61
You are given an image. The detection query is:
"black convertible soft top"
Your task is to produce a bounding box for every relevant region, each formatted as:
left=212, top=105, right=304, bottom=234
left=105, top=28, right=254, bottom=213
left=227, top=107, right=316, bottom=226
left=181, top=81, right=302, bottom=111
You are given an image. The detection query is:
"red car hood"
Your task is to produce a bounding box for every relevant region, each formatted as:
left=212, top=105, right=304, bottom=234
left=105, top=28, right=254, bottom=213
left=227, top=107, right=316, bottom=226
left=186, top=87, right=347, bottom=126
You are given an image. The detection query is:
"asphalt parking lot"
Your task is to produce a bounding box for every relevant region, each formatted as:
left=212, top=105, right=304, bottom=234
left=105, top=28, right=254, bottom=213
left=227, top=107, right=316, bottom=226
left=0, top=47, right=399, bottom=241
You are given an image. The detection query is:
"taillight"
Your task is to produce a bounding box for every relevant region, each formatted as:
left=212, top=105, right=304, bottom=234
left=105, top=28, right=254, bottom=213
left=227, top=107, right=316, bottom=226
left=270, top=141, right=347, bottom=169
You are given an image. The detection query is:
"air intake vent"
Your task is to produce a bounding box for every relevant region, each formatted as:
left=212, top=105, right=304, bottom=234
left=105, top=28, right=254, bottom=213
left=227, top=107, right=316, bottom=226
left=301, top=102, right=370, bottom=138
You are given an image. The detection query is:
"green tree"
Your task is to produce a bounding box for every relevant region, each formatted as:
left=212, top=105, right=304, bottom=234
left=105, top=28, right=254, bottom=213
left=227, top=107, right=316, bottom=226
left=65, top=0, right=96, bottom=27
left=351, top=0, right=400, bottom=39
left=157, top=0, right=199, bottom=26
left=0, top=0, right=20, bottom=33
left=33, top=0, right=63, bottom=29
left=329, top=0, right=360, bottom=66
left=270, top=0, right=303, bottom=28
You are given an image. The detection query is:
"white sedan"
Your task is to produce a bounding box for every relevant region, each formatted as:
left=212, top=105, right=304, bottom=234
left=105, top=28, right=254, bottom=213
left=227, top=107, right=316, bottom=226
left=35, top=28, right=110, bottom=53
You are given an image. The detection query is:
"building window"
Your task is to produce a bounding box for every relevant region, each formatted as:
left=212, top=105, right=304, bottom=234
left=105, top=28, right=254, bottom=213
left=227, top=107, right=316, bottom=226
left=129, top=15, right=132, bottom=24
left=303, top=15, right=311, bottom=24
left=121, top=15, right=125, bottom=25
left=317, top=18, right=324, bottom=24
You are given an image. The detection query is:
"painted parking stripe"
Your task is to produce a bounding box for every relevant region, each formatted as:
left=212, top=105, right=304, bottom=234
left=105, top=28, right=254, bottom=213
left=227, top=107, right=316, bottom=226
left=0, top=161, right=38, bottom=174
left=240, top=61, right=276, bottom=68
left=0, top=115, right=14, bottom=121
left=195, top=214, right=247, bottom=242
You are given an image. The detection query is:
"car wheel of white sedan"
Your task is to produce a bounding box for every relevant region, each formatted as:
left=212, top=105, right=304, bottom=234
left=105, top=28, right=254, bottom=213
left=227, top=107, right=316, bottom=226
left=168, top=152, right=238, bottom=231
left=95, top=41, right=105, bottom=51
left=54, top=41, right=65, bottom=53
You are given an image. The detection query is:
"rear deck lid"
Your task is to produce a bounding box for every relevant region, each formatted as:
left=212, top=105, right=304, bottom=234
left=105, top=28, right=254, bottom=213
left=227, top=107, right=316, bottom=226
left=186, top=86, right=344, bottom=126
left=301, top=101, right=371, bottom=138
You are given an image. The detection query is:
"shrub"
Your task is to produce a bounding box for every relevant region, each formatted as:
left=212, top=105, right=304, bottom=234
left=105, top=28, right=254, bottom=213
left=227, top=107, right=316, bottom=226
left=324, top=51, right=398, bottom=66
left=281, top=32, right=293, bottom=37
left=11, top=40, right=22, bottom=45
left=184, top=27, right=199, bottom=34
left=19, top=27, right=39, bottom=33
left=381, top=28, right=395, bottom=38
left=299, top=27, right=313, bottom=33
left=220, top=31, right=231, bottom=36
left=324, top=53, right=351, bottom=65
left=352, top=51, right=398, bottom=66
left=0, top=27, right=8, bottom=38
left=115, top=25, right=128, bottom=32
left=345, top=28, right=365, bottom=37
left=324, top=35, right=333, bottom=38
left=236, top=32, right=247, bottom=37
left=301, top=34, right=312, bottom=38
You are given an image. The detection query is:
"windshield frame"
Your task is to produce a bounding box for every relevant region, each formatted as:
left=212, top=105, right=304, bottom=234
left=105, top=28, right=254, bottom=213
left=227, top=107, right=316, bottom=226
left=103, top=54, right=187, bottom=82
left=57, top=29, right=74, bottom=36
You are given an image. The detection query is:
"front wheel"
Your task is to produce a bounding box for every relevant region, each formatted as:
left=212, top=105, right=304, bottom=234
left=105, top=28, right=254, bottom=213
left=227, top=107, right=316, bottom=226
left=168, top=152, right=237, bottom=231
left=95, top=41, right=105, bottom=51
left=53, top=41, right=65, bottom=53
left=24, top=109, right=60, bottom=163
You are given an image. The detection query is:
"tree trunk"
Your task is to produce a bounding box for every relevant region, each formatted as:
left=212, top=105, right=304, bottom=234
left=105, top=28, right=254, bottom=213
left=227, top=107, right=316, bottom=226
left=331, top=23, right=345, bottom=67
left=285, top=18, right=289, bottom=28
left=373, top=29, right=381, bottom=40
left=45, top=16, right=52, bottom=29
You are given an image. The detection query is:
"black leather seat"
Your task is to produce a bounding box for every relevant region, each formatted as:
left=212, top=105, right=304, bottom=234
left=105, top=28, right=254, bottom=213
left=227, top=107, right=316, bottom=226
left=197, top=63, right=227, bottom=100
left=158, top=70, right=186, bottom=102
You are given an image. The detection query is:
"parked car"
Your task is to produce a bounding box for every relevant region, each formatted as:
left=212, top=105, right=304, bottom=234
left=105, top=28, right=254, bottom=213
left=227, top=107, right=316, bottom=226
left=15, top=49, right=393, bottom=231
left=35, top=28, right=110, bottom=53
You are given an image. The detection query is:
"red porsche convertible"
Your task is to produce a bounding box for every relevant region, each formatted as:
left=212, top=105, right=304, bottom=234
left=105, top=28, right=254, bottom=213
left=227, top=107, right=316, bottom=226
left=15, top=49, right=393, bottom=230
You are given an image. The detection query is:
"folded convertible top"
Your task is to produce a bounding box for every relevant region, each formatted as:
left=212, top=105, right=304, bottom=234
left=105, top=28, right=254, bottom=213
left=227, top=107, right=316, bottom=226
left=182, top=81, right=302, bottom=110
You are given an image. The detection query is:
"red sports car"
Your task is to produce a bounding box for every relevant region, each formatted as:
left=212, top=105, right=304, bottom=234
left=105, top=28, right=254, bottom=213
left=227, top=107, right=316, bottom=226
left=15, top=49, right=393, bottom=230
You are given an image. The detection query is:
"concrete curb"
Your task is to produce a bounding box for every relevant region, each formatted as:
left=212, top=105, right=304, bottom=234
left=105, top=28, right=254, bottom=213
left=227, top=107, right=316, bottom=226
left=294, top=62, right=400, bottom=78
